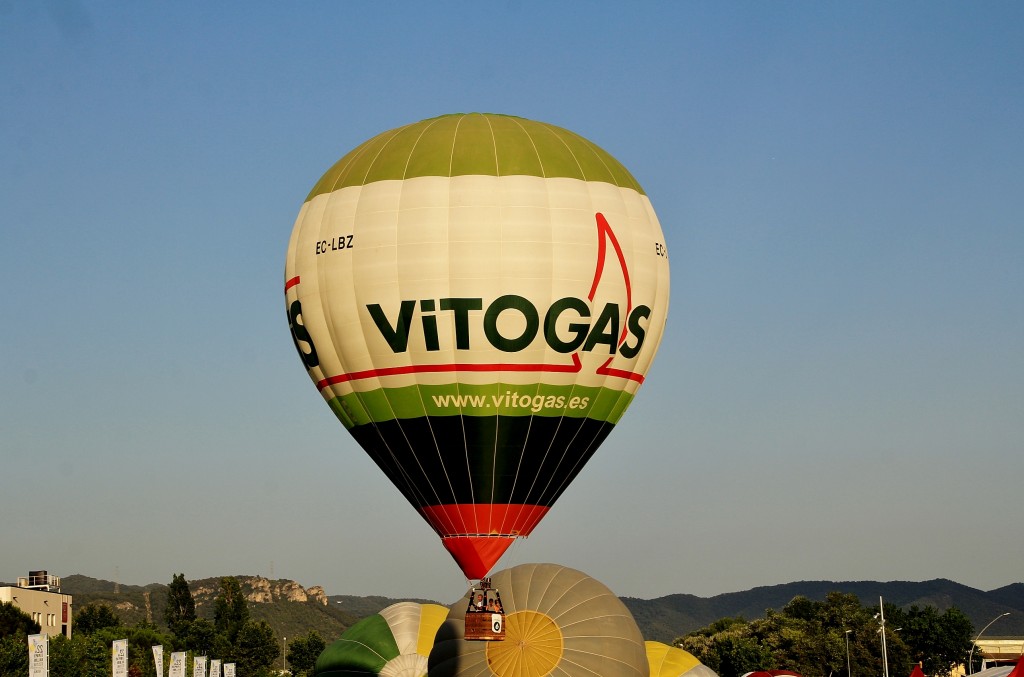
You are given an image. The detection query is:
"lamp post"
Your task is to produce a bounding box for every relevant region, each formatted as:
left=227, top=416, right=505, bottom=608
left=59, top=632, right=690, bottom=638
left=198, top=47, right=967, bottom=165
left=846, top=630, right=853, bottom=677
left=876, top=597, right=890, bottom=677
left=969, top=612, right=1010, bottom=675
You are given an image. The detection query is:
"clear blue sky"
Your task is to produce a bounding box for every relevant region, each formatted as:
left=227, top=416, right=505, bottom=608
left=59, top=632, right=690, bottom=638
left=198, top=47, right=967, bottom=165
left=2, top=2, right=1022, bottom=602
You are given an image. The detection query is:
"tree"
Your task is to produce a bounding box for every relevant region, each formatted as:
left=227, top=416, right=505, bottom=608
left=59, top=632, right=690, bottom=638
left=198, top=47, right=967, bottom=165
left=0, top=601, right=39, bottom=637
left=164, top=573, right=196, bottom=637
left=887, top=604, right=974, bottom=677
left=74, top=603, right=121, bottom=635
left=747, top=596, right=867, bottom=677
left=214, top=576, right=250, bottom=645
left=179, top=618, right=217, bottom=655
left=819, top=591, right=867, bottom=630
left=677, top=594, right=923, bottom=677
left=937, top=608, right=975, bottom=675
left=122, top=624, right=172, bottom=677
left=288, top=630, right=326, bottom=676
left=679, top=617, right=774, bottom=677
left=47, top=633, right=82, bottom=677
left=76, top=633, right=113, bottom=677
left=717, top=635, right=776, bottom=677
left=235, top=620, right=280, bottom=676
left=0, top=633, right=30, bottom=677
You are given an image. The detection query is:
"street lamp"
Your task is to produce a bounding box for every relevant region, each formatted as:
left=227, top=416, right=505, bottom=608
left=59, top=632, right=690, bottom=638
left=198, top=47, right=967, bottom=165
left=876, top=597, right=890, bottom=677
left=969, top=612, right=1010, bottom=675
left=845, top=630, right=853, bottom=677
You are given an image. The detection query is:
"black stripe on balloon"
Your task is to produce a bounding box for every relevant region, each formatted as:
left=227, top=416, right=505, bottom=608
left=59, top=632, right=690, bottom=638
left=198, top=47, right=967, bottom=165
left=348, top=415, right=614, bottom=508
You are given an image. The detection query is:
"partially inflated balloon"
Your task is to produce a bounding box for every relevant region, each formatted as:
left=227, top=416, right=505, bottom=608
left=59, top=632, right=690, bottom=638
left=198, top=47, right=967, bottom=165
left=285, top=113, right=670, bottom=578
left=429, top=563, right=648, bottom=677
left=314, top=602, right=448, bottom=677
left=647, top=642, right=720, bottom=677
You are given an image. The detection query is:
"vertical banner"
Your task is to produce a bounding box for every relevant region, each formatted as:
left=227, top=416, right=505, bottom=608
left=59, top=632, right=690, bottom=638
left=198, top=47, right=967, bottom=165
left=112, top=638, right=128, bottom=677
left=194, top=655, right=207, bottom=677
left=169, top=652, right=185, bottom=677
left=223, top=663, right=235, bottom=677
left=209, top=659, right=221, bottom=677
left=28, top=633, right=47, bottom=677
left=152, top=645, right=164, bottom=677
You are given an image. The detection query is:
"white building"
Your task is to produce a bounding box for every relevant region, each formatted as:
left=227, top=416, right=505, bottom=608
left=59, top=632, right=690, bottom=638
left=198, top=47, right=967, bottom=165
left=0, top=571, right=73, bottom=638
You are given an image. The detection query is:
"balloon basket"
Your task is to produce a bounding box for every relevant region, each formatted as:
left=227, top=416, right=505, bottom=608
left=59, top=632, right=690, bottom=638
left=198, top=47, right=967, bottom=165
left=464, top=578, right=506, bottom=641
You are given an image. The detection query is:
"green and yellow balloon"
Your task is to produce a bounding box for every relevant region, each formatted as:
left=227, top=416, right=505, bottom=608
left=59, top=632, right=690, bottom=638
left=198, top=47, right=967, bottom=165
left=285, top=113, right=670, bottom=579
left=315, top=602, right=449, bottom=677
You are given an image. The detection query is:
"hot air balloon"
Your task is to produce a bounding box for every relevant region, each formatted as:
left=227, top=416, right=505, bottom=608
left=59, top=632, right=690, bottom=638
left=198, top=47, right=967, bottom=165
left=284, top=113, right=670, bottom=582
left=314, top=602, right=448, bottom=677
left=428, top=563, right=648, bottom=677
left=647, top=642, right=720, bottom=677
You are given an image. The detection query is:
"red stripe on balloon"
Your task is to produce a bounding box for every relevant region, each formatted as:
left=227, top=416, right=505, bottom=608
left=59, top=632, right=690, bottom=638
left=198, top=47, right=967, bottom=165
left=419, top=503, right=550, bottom=538
left=316, top=354, right=582, bottom=390
left=597, top=357, right=645, bottom=384
left=284, top=276, right=300, bottom=291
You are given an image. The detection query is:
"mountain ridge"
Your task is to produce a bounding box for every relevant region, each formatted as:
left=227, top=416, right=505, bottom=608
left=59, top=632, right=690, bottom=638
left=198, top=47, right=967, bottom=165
left=622, top=578, right=1024, bottom=643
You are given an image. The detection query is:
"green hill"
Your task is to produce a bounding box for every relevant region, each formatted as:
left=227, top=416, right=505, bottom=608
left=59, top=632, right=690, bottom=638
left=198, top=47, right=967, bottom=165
left=61, top=574, right=364, bottom=643
left=622, top=579, right=1024, bottom=643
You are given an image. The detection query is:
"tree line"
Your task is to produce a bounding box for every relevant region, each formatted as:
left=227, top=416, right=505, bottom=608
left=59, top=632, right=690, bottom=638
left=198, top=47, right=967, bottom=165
left=2, top=583, right=982, bottom=677
left=0, top=573, right=325, bottom=677
left=677, top=592, right=977, bottom=677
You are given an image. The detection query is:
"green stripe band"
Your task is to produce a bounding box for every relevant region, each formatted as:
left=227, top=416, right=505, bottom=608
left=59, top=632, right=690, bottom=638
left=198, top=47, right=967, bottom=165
left=327, top=382, right=635, bottom=428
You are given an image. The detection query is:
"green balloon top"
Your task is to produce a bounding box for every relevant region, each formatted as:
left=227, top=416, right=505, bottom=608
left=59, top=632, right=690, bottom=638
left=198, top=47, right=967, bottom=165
left=314, top=613, right=398, bottom=675
left=306, top=113, right=645, bottom=201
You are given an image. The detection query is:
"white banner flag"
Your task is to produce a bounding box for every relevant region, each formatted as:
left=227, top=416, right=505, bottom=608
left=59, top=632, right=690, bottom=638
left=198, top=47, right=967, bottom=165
left=210, top=658, right=221, bottom=677
left=113, top=638, right=128, bottom=677
left=28, top=634, right=47, bottom=677
left=223, top=663, right=235, bottom=677
left=152, top=645, right=164, bottom=677
left=194, top=655, right=207, bottom=677
left=169, top=651, right=186, bottom=677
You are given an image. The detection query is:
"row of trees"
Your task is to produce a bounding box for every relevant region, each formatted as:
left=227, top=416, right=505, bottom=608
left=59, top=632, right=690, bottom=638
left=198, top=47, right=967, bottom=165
left=677, top=592, right=976, bottom=677
left=4, top=582, right=980, bottom=677
left=0, top=574, right=326, bottom=677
